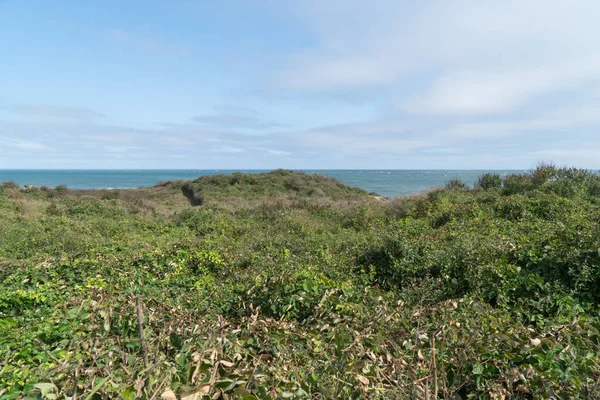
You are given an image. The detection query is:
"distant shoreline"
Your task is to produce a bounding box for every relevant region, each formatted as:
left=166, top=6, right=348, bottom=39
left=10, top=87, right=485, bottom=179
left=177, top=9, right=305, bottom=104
left=0, top=169, right=524, bottom=198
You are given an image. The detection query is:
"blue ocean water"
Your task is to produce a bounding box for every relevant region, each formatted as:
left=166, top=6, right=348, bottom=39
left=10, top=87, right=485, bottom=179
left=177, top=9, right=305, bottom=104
left=0, top=169, right=521, bottom=198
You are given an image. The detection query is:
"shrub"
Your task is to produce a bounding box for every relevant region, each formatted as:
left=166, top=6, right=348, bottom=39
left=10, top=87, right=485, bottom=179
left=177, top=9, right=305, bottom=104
left=3, top=165, right=600, bottom=399
left=100, top=190, right=120, bottom=200
left=308, top=188, right=325, bottom=197
left=181, top=184, right=204, bottom=206
left=531, top=162, right=558, bottom=186
left=179, top=170, right=370, bottom=204
left=445, top=178, right=468, bottom=190
left=45, top=202, right=62, bottom=216
left=476, top=173, right=502, bottom=190
left=385, top=197, right=412, bottom=219
left=1, top=181, right=19, bottom=190
left=502, top=173, right=534, bottom=195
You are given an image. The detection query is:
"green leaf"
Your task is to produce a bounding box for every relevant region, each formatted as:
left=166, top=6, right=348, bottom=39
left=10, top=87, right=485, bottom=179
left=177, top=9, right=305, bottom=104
left=123, top=387, right=136, bottom=400
left=224, top=381, right=245, bottom=392
left=34, top=383, right=57, bottom=398
left=2, top=390, right=22, bottom=400
left=232, top=388, right=254, bottom=397
left=84, top=377, right=109, bottom=400
left=214, top=380, right=234, bottom=390
left=472, top=363, right=484, bottom=375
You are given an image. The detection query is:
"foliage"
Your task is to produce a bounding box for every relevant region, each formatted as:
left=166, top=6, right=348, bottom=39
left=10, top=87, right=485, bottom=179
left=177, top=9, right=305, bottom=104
left=1, top=168, right=600, bottom=399
left=444, top=178, right=468, bottom=191
left=476, top=173, right=503, bottom=190
left=1, top=181, right=20, bottom=191
left=180, top=170, right=370, bottom=206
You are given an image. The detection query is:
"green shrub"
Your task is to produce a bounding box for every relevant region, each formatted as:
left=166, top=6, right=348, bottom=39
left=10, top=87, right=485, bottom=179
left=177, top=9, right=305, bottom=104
left=502, top=173, right=534, bottom=195
left=445, top=178, right=468, bottom=190
left=1, top=181, right=19, bottom=190
left=3, top=166, right=600, bottom=398
left=180, top=170, right=370, bottom=204
left=531, top=163, right=558, bottom=186
left=476, top=173, right=502, bottom=190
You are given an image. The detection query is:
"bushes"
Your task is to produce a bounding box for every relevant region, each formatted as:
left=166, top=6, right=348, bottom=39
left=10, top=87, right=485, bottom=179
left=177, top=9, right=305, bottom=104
left=499, top=165, right=600, bottom=199
left=180, top=170, right=370, bottom=204
left=495, top=195, right=528, bottom=220
left=362, top=171, right=600, bottom=307
left=54, top=184, right=68, bottom=193
left=3, top=167, right=600, bottom=398
left=1, top=181, right=20, bottom=191
left=476, top=173, right=502, bottom=190
left=181, top=183, right=204, bottom=206
left=502, top=173, right=535, bottom=195
left=445, top=178, right=468, bottom=190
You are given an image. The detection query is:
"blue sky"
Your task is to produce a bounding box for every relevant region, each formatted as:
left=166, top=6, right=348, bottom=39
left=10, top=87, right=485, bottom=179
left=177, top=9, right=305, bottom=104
left=1, top=0, right=600, bottom=169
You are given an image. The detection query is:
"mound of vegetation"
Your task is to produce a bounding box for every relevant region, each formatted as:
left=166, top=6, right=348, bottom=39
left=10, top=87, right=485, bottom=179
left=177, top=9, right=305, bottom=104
left=1, top=165, right=600, bottom=399
left=179, top=170, right=371, bottom=206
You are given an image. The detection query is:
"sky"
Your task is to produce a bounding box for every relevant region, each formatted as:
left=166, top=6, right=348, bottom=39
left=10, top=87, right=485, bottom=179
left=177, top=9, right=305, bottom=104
left=1, top=0, right=600, bottom=169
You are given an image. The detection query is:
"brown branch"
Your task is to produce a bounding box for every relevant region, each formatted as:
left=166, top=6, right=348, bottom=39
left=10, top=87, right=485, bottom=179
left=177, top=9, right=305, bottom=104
left=33, top=338, right=61, bottom=364
left=136, top=296, right=149, bottom=369
left=150, top=374, right=170, bottom=400
left=432, top=336, right=438, bottom=399
left=73, top=362, right=80, bottom=400
left=2, top=349, right=11, bottom=365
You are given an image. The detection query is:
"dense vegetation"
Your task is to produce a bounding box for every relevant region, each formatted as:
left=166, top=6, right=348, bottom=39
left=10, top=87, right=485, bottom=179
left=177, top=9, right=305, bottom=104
left=179, top=170, right=371, bottom=207
left=1, top=166, right=600, bottom=399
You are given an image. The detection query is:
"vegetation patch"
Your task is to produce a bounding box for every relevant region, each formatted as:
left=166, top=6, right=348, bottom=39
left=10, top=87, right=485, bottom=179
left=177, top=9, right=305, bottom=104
left=1, top=166, right=600, bottom=399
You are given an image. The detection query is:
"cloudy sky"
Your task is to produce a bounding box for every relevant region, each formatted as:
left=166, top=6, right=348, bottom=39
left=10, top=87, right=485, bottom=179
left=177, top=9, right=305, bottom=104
left=1, top=0, right=599, bottom=169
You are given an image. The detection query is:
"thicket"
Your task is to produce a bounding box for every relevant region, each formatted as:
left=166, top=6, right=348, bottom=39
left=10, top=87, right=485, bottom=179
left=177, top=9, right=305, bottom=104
left=1, top=166, right=600, bottom=399
left=180, top=170, right=369, bottom=204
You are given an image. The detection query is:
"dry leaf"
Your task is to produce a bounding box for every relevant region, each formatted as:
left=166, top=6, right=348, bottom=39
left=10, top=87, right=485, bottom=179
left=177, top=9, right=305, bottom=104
left=220, top=360, right=234, bottom=368
left=182, top=385, right=211, bottom=400
left=356, top=375, right=370, bottom=385
left=516, top=384, right=531, bottom=394
left=161, top=389, right=177, bottom=400
left=198, top=384, right=211, bottom=395
left=181, top=391, right=200, bottom=400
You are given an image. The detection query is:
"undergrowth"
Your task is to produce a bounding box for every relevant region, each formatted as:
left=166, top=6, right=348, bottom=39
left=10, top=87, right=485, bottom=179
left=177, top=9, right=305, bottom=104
left=1, top=166, right=600, bottom=399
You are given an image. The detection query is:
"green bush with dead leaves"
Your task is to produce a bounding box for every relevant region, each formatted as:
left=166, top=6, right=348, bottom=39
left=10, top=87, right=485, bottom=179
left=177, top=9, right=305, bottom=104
left=1, top=167, right=600, bottom=399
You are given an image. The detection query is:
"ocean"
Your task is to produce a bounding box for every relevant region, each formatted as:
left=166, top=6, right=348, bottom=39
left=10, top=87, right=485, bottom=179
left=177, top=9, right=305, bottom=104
left=0, top=169, right=521, bottom=198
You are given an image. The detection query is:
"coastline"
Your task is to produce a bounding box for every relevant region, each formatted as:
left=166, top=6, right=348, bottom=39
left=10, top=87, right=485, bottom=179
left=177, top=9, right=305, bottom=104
left=0, top=169, right=522, bottom=198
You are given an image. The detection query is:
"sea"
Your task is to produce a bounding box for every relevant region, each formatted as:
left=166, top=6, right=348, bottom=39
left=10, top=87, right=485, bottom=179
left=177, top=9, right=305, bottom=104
left=0, top=170, right=521, bottom=198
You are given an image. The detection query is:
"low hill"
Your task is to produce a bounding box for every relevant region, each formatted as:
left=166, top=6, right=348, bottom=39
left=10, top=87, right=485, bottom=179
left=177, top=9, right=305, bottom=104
left=179, top=169, right=372, bottom=206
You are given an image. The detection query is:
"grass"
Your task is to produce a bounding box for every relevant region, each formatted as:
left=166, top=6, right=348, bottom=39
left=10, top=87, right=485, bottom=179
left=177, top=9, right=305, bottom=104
left=1, top=166, right=600, bottom=399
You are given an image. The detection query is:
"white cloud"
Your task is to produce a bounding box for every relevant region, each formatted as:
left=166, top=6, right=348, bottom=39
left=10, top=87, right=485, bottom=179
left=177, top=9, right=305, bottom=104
left=0, top=136, right=49, bottom=151
left=531, top=146, right=600, bottom=167
left=193, top=106, right=286, bottom=130
left=277, top=0, right=600, bottom=116
left=400, top=60, right=600, bottom=115
left=210, top=145, right=247, bottom=154
left=5, top=104, right=106, bottom=124
left=256, top=147, right=292, bottom=156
